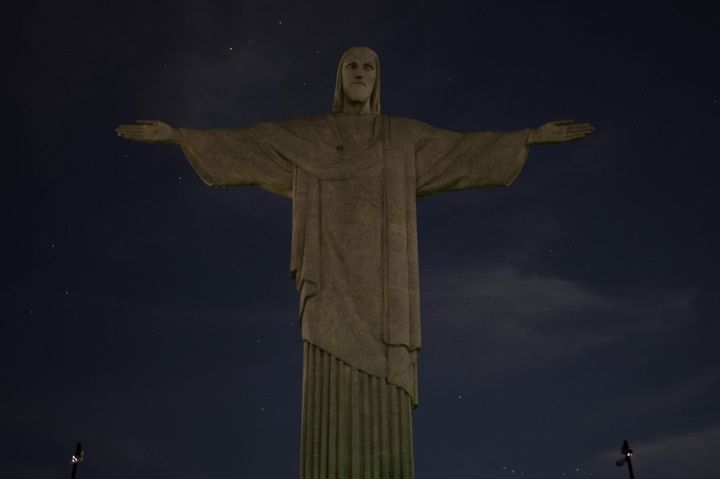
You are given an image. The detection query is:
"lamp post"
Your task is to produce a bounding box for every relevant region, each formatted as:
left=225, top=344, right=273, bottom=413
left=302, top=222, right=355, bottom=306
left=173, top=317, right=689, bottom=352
left=70, top=442, right=83, bottom=479
left=615, top=440, right=635, bottom=479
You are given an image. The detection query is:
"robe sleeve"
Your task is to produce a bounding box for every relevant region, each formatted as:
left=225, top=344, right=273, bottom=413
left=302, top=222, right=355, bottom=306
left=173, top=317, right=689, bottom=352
left=178, top=126, right=293, bottom=197
left=414, top=123, right=531, bottom=197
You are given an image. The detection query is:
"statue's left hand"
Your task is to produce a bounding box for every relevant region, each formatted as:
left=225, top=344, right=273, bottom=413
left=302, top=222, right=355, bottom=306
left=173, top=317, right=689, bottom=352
left=115, top=120, right=180, bottom=144
left=527, top=120, right=593, bottom=145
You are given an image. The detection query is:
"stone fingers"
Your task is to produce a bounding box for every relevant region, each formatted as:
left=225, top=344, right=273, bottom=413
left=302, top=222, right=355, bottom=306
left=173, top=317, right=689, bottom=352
left=566, top=123, right=593, bottom=133
left=561, top=123, right=593, bottom=141
left=115, top=124, right=156, bottom=142
left=116, top=125, right=148, bottom=136
left=563, top=132, right=589, bottom=141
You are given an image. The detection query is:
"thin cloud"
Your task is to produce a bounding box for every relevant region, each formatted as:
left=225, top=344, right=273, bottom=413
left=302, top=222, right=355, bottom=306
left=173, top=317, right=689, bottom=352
left=603, top=373, right=720, bottom=417
left=422, top=265, right=692, bottom=373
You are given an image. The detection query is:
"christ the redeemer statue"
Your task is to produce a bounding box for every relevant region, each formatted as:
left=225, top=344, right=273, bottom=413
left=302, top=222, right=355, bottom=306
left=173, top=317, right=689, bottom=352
left=117, top=46, right=592, bottom=479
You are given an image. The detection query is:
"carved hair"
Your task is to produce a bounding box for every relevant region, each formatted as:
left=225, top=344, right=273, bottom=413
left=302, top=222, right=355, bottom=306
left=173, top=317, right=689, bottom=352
left=332, top=46, right=381, bottom=114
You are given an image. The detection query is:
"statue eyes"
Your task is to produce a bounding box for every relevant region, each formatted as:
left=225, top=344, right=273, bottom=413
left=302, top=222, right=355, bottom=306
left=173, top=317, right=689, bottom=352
left=345, top=62, right=375, bottom=71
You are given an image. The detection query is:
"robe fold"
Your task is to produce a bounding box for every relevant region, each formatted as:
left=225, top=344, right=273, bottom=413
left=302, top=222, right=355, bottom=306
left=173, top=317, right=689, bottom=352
left=179, top=114, right=528, bottom=476
left=178, top=113, right=530, bottom=407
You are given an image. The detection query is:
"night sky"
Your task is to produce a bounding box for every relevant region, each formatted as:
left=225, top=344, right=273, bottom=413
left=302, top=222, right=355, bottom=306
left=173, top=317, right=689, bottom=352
left=3, top=1, right=719, bottom=478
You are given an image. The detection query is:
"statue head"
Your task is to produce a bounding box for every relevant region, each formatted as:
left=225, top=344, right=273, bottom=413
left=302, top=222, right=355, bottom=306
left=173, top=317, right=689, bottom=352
left=332, top=46, right=381, bottom=115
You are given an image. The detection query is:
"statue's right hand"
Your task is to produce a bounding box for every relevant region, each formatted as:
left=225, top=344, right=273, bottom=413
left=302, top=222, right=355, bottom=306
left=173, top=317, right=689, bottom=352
left=115, top=120, right=179, bottom=144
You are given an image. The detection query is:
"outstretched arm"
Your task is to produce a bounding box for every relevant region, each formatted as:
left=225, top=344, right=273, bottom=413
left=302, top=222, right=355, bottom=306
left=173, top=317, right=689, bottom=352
left=115, top=120, right=182, bottom=144
left=527, top=120, right=593, bottom=145
left=116, top=119, right=293, bottom=195
left=414, top=119, right=593, bottom=196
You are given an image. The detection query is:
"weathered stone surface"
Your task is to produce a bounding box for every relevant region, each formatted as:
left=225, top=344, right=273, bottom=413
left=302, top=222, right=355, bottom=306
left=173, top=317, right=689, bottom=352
left=116, top=46, right=593, bottom=478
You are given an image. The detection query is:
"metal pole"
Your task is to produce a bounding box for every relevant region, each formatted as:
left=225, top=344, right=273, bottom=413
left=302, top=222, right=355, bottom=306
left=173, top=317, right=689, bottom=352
left=626, top=456, right=635, bottom=479
left=70, top=442, right=83, bottom=479
left=620, top=440, right=635, bottom=479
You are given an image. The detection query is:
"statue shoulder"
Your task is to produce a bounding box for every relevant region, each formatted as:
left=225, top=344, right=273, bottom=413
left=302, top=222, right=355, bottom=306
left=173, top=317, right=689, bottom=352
left=274, top=114, right=333, bottom=136
left=384, top=115, right=431, bottom=142
left=244, top=114, right=332, bottom=143
left=276, top=114, right=330, bottom=126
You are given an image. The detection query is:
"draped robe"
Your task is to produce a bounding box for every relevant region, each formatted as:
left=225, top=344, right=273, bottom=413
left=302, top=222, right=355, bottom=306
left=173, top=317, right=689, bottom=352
left=178, top=113, right=530, bottom=477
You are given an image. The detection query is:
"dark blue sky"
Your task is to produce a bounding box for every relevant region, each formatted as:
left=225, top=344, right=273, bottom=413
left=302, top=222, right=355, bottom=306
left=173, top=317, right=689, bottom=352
left=3, top=1, right=719, bottom=478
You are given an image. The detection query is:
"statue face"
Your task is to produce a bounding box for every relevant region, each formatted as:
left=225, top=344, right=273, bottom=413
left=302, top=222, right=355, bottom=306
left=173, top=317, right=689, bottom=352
left=341, top=48, right=377, bottom=105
